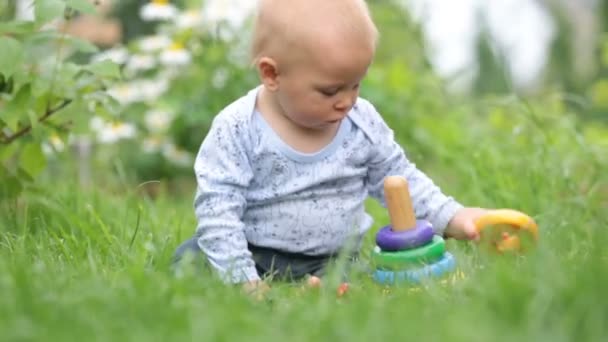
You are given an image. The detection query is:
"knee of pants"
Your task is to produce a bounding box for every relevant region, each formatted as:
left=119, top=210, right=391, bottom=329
left=173, top=237, right=201, bottom=263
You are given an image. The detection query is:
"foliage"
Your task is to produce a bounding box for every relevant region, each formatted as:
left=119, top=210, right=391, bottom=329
left=0, top=0, right=121, bottom=198
left=73, top=0, right=257, bottom=182
left=585, top=35, right=608, bottom=125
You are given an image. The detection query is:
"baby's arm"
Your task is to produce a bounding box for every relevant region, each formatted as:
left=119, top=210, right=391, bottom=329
left=193, top=112, right=260, bottom=283
left=362, top=103, right=463, bottom=235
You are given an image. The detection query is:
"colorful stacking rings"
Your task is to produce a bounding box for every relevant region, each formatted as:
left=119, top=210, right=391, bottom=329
left=375, top=220, right=434, bottom=251
left=373, top=252, right=456, bottom=284
left=372, top=235, right=446, bottom=269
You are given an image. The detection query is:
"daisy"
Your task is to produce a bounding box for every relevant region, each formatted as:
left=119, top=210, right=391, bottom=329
left=107, top=83, right=141, bottom=105
left=203, top=0, right=255, bottom=30
left=144, top=109, right=174, bottom=132
left=140, top=0, right=178, bottom=21
left=89, top=116, right=105, bottom=131
left=125, top=54, right=157, bottom=73
left=92, top=46, right=129, bottom=65
left=138, top=35, right=172, bottom=52
left=176, top=9, right=203, bottom=29
left=162, top=142, right=192, bottom=167
left=41, top=134, right=65, bottom=155
left=97, top=121, right=137, bottom=144
left=138, top=78, right=169, bottom=102
left=142, top=136, right=164, bottom=153
left=159, top=43, right=192, bottom=66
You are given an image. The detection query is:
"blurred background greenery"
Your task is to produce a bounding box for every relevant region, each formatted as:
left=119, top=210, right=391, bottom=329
left=2, top=0, right=605, bottom=192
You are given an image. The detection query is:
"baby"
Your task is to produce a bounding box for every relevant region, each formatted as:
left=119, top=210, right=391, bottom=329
left=174, top=0, right=488, bottom=291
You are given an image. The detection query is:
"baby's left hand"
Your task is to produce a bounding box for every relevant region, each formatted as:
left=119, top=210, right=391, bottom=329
left=445, top=207, right=489, bottom=241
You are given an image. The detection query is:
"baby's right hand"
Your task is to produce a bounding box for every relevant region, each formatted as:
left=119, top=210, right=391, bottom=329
left=241, top=280, right=271, bottom=300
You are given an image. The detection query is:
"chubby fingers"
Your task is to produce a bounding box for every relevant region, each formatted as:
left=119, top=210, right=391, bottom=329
left=307, top=275, right=322, bottom=288
left=466, top=221, right=481, bottom=241
left=306, top=276, right=349, bottom=297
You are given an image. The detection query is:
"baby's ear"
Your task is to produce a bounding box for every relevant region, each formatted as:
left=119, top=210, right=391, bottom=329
left=257, top=57, right=279, bottom=91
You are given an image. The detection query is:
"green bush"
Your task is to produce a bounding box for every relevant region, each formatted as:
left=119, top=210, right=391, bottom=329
left=0, top=0, right=121, bottom=198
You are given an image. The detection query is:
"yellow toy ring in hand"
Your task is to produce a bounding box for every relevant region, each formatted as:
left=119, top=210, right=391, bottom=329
left=474, top=209, right=538, bottom=252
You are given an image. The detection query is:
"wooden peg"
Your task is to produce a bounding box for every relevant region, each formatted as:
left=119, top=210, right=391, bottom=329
left=384, top=176, right=416, bottom=231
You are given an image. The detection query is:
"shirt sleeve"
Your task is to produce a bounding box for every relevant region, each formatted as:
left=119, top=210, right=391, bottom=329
left=193, top=112, right=260, bottom=283
left=362, top=102, right=463, bottom=235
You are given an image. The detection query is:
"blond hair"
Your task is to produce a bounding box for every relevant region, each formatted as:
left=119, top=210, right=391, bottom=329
left=251, top=0, right=378, bottom=65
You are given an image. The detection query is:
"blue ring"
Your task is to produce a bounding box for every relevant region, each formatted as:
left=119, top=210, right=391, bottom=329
left=373, top=252, right=456, bottom=285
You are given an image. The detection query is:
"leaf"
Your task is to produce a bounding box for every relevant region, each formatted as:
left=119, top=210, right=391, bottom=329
left=19, top=143, right=47, bottom=178
left=16, top=166, right=35, bottom=183
left=85, top=60, right=122, bottom=79
left=0, top=166, right=23, bottom=200
left=27, top=110, right=42, bottom=139
left=0, top=21, right=38, bottom=35
left=31, top=75, right=52, bottom=97
left=0, top=37, right=24, bottom=78
left=55, top=99, right=88, bottom=133
left=0, top=143, right=19, bottom=162
left=35, top=0, right=66, bottom=24
left=65, top=0, right=97, bottom=14
left=63, top=35, right=99, bottom=53
left=1, top=84, right=32, bottom=131
left=26, top=30, right=62, bottom=44
left=52, top=63, right=81, bottom=98
left=26, top=30, right=97, bottom=53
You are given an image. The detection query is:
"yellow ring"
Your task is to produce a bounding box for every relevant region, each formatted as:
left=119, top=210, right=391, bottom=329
left=474, top=209, right=538, bottom=252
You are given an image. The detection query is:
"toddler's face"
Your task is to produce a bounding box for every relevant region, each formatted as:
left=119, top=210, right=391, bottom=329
left=275, top=44, right=374, bottom=130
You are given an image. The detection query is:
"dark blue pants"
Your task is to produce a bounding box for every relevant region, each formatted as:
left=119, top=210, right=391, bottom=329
left=174, top=237, right=350, bottom=281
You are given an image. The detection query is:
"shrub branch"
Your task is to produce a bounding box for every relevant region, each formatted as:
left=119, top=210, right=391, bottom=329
left=0, top=99, right=73, bottom=144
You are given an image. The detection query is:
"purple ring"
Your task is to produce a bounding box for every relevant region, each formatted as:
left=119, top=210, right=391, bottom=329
left=376, top=220, right=434, bottom=251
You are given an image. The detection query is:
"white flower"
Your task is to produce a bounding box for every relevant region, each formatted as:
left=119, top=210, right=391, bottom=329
left=202, top=0, right=256, bottom=30
left=144, top=110, right=173, bottom=132
left=138, top=79, right=169, bottom=102
left=98, top=121, right=137, bottom=144
left=176, top=10, right=203, bottom=29
left=89, top=116, right=105, bottom=131
left=48, top=135, right=65, bottom=151
left=162, top=142, right=192, bottom=167
left=107, top=83, right=141, bottom=105
left=108, top=79, right=169, bottom=104
left=139, top=35, right=172, bottom=52
left=142, top=137, right=164, bottom=153
left=126, top=54, right=157, bottom=73
left=160, top=43, right=192, bottom=66
left=92, top=46, right=129, bottom=65
left=41, top=135, right=65, bottom=156
left=140, top=0, right=178, bottom=21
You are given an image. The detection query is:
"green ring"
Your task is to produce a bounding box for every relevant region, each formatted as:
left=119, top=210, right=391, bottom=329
left=372, top=235, right=446, bottom=269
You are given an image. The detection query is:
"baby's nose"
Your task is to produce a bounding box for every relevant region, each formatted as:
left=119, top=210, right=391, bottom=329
left=335, top=95, right=355, bottom=111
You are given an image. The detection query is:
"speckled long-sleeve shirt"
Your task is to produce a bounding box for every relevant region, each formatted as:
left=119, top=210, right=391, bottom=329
left=193, top=86, right=463, bottom=283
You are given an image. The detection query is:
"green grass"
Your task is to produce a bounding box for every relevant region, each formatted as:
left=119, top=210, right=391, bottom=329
left=1, top=99, right=607, bottom=341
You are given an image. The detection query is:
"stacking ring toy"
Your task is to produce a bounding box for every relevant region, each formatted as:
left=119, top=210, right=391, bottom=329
left=372, top=235, right=446, bottom=269
left=374, top=252, right=456, bottom=284
left=475, top=209, right=538, bottom=252
left=376, top=220, right=434, bottom=251
left=372, top=176, right=456, bottom=286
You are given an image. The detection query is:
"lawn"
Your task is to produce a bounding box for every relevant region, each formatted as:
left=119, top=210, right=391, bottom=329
left=1, top=94, right=606, bottom=341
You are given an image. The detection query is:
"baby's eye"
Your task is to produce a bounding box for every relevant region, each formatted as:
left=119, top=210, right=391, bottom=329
left=319, top=89, right=338, bottom=97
